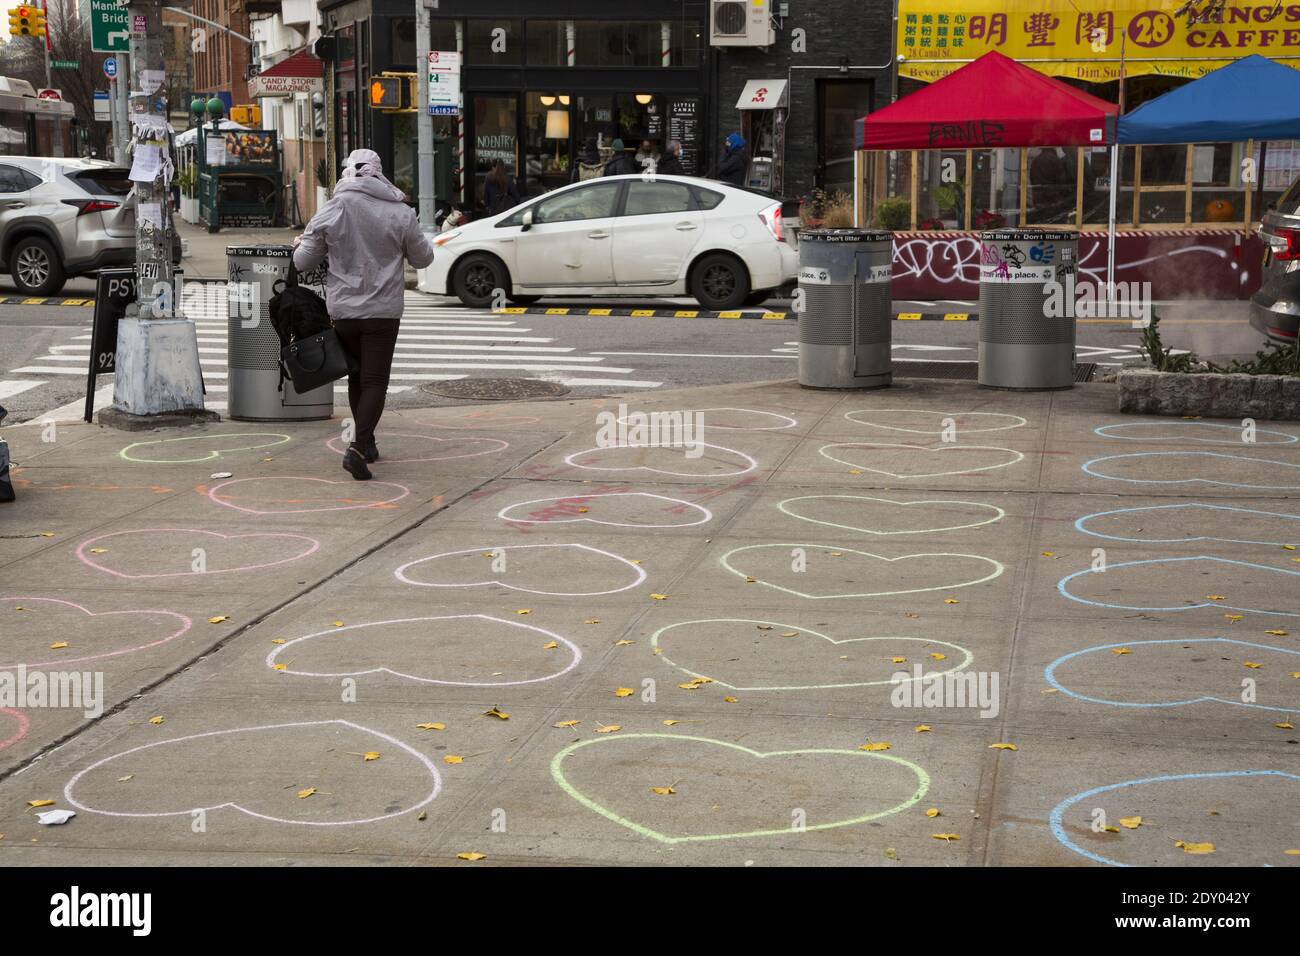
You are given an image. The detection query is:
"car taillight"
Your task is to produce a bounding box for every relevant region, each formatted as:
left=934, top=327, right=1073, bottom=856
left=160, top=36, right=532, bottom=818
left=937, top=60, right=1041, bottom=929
left=1274, top=226, right=1300, bottom=260
left=758, top=203, right=784, bottom=242
left=62, top=199, right=120, bottom=215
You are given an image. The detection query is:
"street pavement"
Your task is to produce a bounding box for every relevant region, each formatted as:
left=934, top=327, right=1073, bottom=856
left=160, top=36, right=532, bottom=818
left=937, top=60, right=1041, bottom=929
left=0, top=374, right=1297, bottom=866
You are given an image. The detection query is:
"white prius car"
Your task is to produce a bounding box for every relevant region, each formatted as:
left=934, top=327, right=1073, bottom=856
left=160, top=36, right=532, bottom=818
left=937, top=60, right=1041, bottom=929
left=422, top=175, right=797, bottom=311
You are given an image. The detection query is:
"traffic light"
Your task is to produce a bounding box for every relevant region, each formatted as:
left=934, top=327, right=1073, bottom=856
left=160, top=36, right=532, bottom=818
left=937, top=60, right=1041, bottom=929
left=7, top=5, right=45, bottom=37
left=368, top=73, right=417, bottom=112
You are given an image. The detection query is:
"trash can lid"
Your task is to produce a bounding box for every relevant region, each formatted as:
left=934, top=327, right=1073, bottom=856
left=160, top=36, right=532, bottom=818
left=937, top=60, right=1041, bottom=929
left=979, top=229, right=1077, bottom=242
left=226, top=244, right=295, bottom=257
left=799, top=228, right=892, bottom=243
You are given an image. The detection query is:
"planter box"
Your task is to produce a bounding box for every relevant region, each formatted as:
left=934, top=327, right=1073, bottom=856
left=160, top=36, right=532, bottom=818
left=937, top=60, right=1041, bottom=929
left=1119, top=368, right=1300, bottom=421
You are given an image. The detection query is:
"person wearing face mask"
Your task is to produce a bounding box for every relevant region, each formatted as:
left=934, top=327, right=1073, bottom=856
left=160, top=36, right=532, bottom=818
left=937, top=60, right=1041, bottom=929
left=293, top=149, right=436, bottom=481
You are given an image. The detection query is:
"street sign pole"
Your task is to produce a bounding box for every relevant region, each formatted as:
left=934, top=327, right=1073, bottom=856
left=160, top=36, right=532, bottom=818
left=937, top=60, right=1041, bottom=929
left=416, top=0, right=436, bottom=232
left=115, top=57, right=130, bottom=163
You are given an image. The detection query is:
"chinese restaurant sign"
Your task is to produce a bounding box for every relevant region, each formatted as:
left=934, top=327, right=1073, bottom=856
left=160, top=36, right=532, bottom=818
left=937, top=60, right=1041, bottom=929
left=899, top=0, right=1300, bottom=81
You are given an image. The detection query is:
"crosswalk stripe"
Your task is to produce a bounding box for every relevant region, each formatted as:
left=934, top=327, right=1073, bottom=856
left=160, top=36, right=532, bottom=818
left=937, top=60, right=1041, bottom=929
left=0, top=379, right=45, bottom=399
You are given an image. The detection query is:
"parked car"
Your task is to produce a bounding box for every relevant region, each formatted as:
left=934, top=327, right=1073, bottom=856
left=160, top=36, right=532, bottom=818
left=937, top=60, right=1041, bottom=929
left=426, top=175, right=797, bottom=311
left=0, top=156, right=134, bottom=295
left=1251, top=174, right=1300, bottom=345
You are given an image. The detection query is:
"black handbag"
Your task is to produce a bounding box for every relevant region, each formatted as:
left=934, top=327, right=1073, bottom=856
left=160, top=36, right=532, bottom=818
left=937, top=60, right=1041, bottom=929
left=282, top=328, right=356, bottom=393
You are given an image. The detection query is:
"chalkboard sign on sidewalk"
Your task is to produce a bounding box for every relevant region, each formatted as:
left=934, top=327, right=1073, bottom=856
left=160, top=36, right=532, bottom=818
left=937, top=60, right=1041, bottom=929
left=84, top=268, right=137, bottom=423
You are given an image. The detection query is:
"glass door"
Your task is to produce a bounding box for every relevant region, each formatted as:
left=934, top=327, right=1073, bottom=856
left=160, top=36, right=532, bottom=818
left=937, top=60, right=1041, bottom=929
left=472, top=94, right=521, bottom=212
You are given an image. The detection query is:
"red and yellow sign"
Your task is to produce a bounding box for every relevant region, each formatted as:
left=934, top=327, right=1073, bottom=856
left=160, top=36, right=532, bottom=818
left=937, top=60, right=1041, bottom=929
left=899, top=0, right=1300, bottom=82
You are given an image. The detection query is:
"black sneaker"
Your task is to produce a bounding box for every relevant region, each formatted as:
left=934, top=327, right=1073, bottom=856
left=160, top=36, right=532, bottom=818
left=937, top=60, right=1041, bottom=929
left=342, top=447, right=373, bottom=481
left=361, top=442, right=379, bottom=463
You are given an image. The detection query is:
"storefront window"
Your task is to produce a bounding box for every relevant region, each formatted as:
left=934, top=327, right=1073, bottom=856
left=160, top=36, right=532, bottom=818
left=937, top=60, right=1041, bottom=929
left=467, top=19, right=522, bottom=64
left=968, top=149, right=1021, bottom=229
left=669, top=20, right=704, bottom=67
left=473, top=94, right=519, bottom=210
left=574, top=21, right=663, bottom=67
left=916, top=150, right=968, bottom=229
left=819, top=79, right=873, bottom=194
left=1026, top=147, right=1077, bottom=225
left=391, top=18, right=416, bottom=68
left=1081, top=147, right=1133, bottom=226
left=524, top=92, right=572, bottom=197
left=526, top=21, right=567, bottom=66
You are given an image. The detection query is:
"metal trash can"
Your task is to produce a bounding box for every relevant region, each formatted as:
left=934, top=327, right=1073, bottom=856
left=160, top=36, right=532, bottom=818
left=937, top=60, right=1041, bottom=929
left=226, top=245, right=334, bottom=421
left=978, top=229, right=1078, bottom=390
left=797, top=228, right=893, bottom=389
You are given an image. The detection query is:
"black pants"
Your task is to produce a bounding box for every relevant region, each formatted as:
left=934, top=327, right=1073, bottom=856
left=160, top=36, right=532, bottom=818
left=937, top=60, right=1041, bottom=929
left=332, top=318, right=400, bottom=450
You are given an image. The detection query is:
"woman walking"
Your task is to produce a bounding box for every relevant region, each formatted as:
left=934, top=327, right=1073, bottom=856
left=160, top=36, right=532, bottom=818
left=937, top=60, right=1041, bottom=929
left=294, top=148, right=436, bottom=481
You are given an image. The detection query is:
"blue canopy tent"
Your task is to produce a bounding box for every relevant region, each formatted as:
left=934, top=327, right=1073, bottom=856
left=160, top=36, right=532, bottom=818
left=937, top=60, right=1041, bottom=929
left=1102, top=55, right=1300, bottom=292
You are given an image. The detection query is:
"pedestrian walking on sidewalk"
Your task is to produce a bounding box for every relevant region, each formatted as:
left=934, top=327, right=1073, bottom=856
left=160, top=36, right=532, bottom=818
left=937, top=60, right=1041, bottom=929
left=293, top=148, right=436, bottom=481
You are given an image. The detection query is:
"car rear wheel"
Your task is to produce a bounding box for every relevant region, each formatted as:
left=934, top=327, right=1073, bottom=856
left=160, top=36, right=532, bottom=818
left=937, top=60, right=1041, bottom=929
left=452, top=254, right=509, bottom=309
left=9, top=237, right=66, bottom=296
left=690, top=253, right=750, bottom=311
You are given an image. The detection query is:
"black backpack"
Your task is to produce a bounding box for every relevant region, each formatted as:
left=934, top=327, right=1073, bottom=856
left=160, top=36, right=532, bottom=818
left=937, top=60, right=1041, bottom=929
left=268, top=263, right=333, bottom=392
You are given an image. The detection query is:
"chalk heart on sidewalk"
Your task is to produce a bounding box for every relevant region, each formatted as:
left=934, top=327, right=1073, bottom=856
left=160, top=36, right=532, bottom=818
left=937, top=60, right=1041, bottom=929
left=1082, top=452, right=1300, bottom=490
left=394, top=543, right=647, bottom=597
left=1075, top=502, right=1300, bottom=547
left=0, top=597, right=192, bottom=669
left=0, top=708, right=30, bottom=753
left=498, top=492, right=712, bottom=529
left=778, top=495, right=1006, bottom=536
left=551, top=733, right=930, bottom=844
left=63, top=720, right=441, bottom=827
left=617, top=406, right=798, bottom=431
left=1051, top=770, right=1300, bottom=867
left=325, top=431, right=508, bottom=463
left=119, top=432, right=291, bottom=464
left=819, top=443, right=1024, bottom=478
left=267, top=614, right=582, bottom=687
left=1094, top=420, right=1298, bottom=444
left=844, top=409, right=1028, bottom=434
left=1058, top=557, right=1300, bottom=617
left=563, top=443, right=758, bottom=478
left=1046, top=638, right=1300, bottom=713
left=722, top=545, right=1004, bottom=599
left=651, top=619, right=973, bottom=691
left=76, top=529, right=321, bottom=580
left=207, top=476, right=411, bottom=515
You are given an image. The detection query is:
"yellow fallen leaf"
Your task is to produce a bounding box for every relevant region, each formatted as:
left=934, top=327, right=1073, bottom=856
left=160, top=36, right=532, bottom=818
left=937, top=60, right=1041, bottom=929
left=830, top=552, right=843, bottom=557
left=1102, top=825, right=1120, bottom=833
left=26, top=800, right=55, bottom=809
left=1245, top=661, right=1263, bottom=669
left=516, top=609, right=532, bottom=615
left=1175, top=840, right=1215, bottom=855
left=1291, top=672, right=1300, bottom=679
left=756, top=625, right=773, bottom=631
left=542, top=641, right=558, bottom=649
left=782, top=631, right=799, bottom=638
left=915, top=725, right=932, bottom=733
left=930, top=652, right=946, bottom=661
left=417, top=811, right=427, bottom=821
left=904, top=613, right=920, bottom=619
left=1275, top=722, right=1294, bottom=730
left=48, top=642, right=68, bottom=650
left=678, top=677, right=714, bottom=689
left=297, top=788, right=316, bottom=799
left=272, top=663, right=287, bottom=671
left=614, top=639, right=634, bottom=646
left=614, top=687, right=634, bottom=698
left=444, top=755, right=464, bottom=764
left=944, top=598, right=959, bottom=605
left=1265, top=630, right=1289, bottom=636
left=931, top=833, right=960, bottom=842
left=663, top=720, right=681, bottom=726
left=1285, top=849, right=1300, bottom=856
left=89, top=548, right=108, bottom=554
left=1041, top=551, right=1055, bottom=557
left=1225, top=614, right=1244, bottom=622
left=745, top=576, right=757, bottom=583
left=148, top=716, right=164, bottom=725
left=1285, top=545, right=1297, bottom=550
left=457, top=852, right=487, bottom=861
left=208, top=616, right=228, bottom=624
left=650, top=593, right=668, bottom=601
left=891, top=656, right=907, bottom=664
left=362, top=751, right=380, bottom=762
left=270, top=638, right=286, bottom=645
left=860, top=742, right=891, bottom=752
left=1206, top=595, right=1226, bottom=601
left=630, top=560, right=643, bottom=565
left=650, top=787, right=676, bottom=795
left=989, top=742, right=1018, bottom=751
left=1112, top=647, right=1131, bottom=655
left=332, top=620, right=345, bottom=627
left=577, top=507, right=589, bottom=513
left=553, top=720, right=580, bottom=729
left=39, top=532, right=54, bottom=538
left=883, top=848, right=900, bottom=861
left=595, top=724, right=621, bottom=733
left=117, top=775, right=133, bottom=783
left=1120, top=816, right=1143, bottom=829
left=925, top=808, right=941, bottom=818
left=416, top=722, right=445, bottom=731
left=584, top=619, right=600, bottom=625
left=849, top=469, right=863, bottom=475
left=483, top=706, right=509, bottom=720
left=723, top=696, right=739, bottom=703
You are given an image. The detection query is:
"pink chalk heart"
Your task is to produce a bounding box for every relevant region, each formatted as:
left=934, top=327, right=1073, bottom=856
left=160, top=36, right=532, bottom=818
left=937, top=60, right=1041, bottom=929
left=207, top=476, right=411, bottom=514
left=76, top=529, right=321, bottom=580
left=0, top=708, right=30, bottom=752
left=0, top=597, right=192, bottom=668
left=325, top=431, right=508, bottom=463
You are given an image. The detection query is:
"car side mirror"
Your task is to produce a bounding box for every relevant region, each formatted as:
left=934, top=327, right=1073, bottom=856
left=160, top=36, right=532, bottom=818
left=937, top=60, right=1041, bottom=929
left=521, top=208, right=533, bottom=232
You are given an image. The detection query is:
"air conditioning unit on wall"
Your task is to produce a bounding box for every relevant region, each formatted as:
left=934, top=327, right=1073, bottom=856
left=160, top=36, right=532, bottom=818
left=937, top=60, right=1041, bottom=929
left=711, top=0, right=776, bottom=47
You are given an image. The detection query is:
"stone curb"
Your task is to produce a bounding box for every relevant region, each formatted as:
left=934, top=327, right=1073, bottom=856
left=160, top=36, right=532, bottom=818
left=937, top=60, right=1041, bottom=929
left=1118, top=368, right=1300, bottom=420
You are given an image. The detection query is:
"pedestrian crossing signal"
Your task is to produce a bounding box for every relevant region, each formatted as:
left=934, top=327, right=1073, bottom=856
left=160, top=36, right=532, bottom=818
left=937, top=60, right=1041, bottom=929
left=368, top=73, right=417, bottom=112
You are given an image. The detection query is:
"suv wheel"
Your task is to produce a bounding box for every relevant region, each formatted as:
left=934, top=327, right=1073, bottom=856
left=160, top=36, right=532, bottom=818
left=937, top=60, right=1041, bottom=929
left=452, top=254, right=508, bottom=309
left=9, top=237, right=66, bottom=296
left=691, top=253, right=750, bottom=311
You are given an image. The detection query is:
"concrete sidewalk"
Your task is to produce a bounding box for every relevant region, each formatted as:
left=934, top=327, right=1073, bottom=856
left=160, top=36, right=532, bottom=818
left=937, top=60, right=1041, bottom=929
left=0, top=376, right=1297, bottom=866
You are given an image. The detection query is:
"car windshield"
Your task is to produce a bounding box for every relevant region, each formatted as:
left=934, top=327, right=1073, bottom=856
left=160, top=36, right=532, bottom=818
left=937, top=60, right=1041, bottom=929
left=69, top=169, right=133, bottom=196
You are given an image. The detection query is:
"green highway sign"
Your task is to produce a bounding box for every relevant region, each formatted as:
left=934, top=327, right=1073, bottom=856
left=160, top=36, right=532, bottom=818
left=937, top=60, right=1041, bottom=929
left=52, top=60, right=80, bottom=70
left=90, top=0, right=129, bottom=54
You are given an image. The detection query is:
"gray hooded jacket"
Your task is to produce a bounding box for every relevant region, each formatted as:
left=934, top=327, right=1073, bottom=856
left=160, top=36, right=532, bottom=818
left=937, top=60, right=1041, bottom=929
left=292, top=176, right=436, bottom=319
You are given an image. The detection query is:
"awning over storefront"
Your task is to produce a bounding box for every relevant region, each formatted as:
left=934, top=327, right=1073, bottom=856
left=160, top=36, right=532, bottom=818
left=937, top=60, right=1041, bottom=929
left=1118, top=54, right=1300, bottom=144
left=857, top=51, right=1117, bottom=149
left=898, top=0, right=1300, bottom=83
left=736, top=79, right=788, bottom=110
left=248, top=48, right=324, bottom=98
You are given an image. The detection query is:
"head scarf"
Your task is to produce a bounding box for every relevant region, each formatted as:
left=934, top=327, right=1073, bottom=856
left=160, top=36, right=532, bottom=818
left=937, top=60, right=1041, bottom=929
left=341, top=148, right=385, bottom=180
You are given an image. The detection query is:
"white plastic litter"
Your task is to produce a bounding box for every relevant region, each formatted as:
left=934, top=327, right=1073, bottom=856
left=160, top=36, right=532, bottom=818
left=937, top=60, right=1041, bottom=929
left=36, top=809, right=76, bottom=825
left=210, top=472, right=233, bottom=479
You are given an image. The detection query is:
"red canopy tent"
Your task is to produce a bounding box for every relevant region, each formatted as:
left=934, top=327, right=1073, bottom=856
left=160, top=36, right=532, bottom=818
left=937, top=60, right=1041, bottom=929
left=856, top=51, right=1117, bottom=150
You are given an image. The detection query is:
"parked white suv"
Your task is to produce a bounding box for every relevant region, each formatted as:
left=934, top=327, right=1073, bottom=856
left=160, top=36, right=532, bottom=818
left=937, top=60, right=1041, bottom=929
left=423, top=175, right=797, bottom=311
left=0, top=157, right=135, bottom=295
